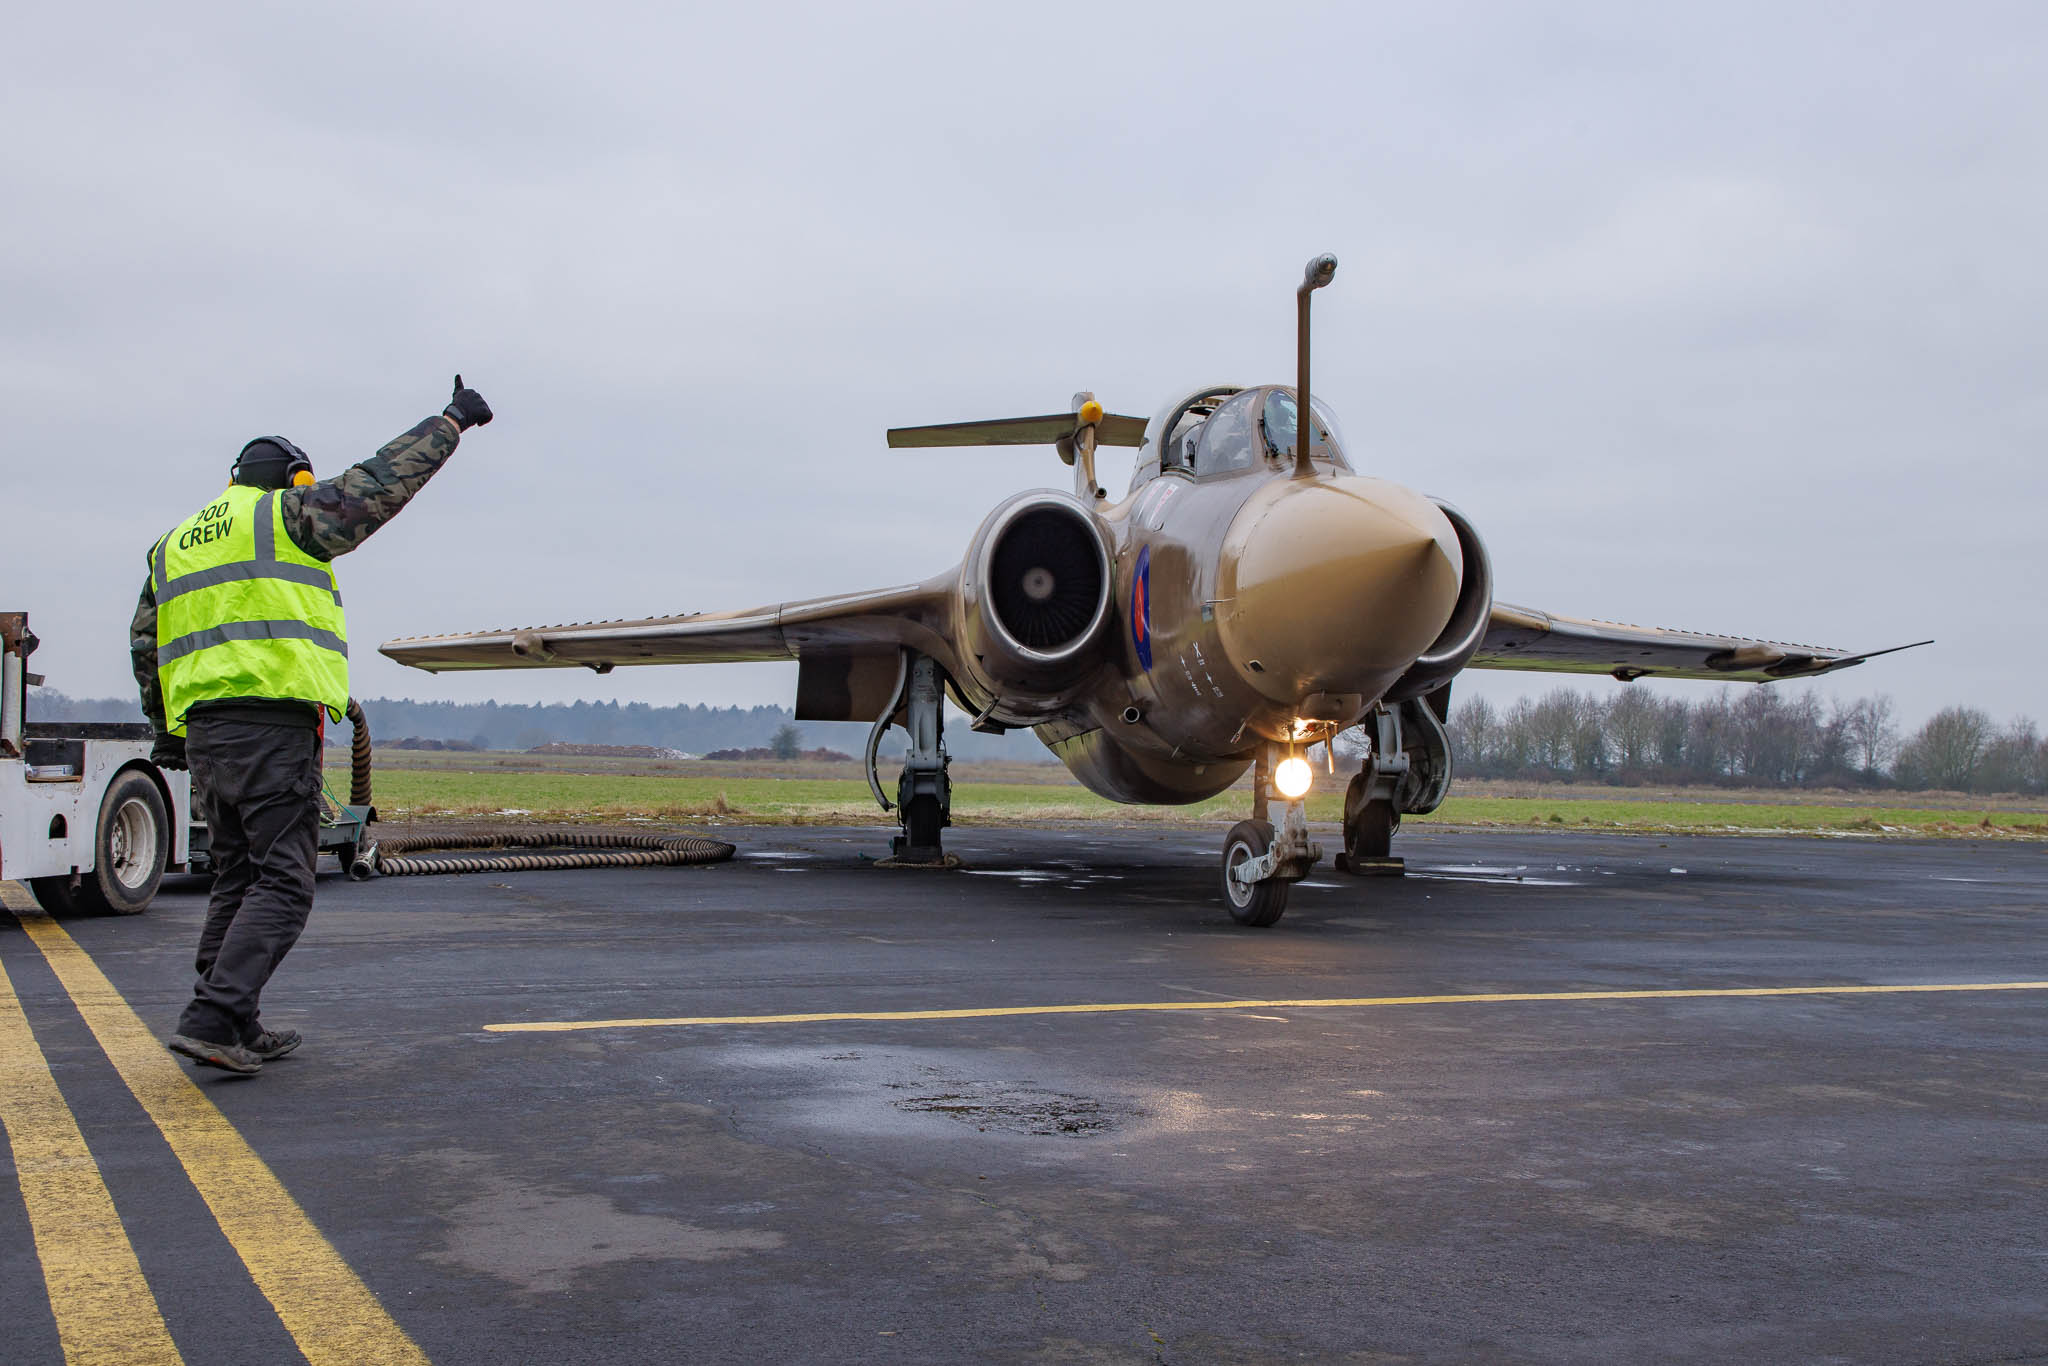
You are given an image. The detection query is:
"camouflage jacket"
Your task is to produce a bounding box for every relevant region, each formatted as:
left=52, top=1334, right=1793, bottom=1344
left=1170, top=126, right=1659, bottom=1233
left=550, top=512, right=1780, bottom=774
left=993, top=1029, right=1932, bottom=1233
left=131, top=415, right=463, bottom=731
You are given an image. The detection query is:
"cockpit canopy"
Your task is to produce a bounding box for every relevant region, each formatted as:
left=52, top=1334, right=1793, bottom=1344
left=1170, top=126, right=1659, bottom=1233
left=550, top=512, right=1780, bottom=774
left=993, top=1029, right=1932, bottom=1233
left=1134, top=384, right=1351, bottom=492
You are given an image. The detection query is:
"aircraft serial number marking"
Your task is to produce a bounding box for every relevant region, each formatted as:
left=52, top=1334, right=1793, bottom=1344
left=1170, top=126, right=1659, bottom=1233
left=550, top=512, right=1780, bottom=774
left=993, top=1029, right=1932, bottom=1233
left=485, top=980, right=2048, bottom=1033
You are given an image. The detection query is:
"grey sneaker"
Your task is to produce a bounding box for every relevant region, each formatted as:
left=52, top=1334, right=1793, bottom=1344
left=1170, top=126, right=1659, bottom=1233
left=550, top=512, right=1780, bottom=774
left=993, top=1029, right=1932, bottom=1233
left=166, top=1033, right=262, bottom=1075
left=244, top=1028, right=301, bottom=1061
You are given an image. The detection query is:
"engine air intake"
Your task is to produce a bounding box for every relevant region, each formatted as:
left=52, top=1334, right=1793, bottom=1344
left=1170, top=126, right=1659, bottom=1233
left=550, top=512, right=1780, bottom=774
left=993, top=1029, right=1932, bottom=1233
left=989, top=507, right=1106, bottom=652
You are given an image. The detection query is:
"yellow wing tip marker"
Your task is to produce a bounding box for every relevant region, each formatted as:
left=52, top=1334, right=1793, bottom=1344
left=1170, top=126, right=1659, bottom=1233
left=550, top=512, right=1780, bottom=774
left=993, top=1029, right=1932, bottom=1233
left=1071, top=399, right=1108, bottom=499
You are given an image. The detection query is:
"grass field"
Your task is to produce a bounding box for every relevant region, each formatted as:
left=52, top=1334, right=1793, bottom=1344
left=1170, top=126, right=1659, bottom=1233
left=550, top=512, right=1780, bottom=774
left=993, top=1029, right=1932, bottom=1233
left=328, top=751, right=2048, bottom=838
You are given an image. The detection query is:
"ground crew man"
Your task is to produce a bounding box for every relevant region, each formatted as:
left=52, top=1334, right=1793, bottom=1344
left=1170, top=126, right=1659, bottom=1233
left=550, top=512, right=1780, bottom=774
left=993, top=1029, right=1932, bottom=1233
left=132, top=378, right=494, bottom=1074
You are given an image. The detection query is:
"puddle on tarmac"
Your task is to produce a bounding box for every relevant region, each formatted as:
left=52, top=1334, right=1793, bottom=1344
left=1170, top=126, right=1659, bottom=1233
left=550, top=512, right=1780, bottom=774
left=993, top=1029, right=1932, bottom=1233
left=1409, top=864, right=1583, bottom=887
left=716, top=1045, right=1139, bottom=1141
left=425, top=1166, right=783, bottom=1292
left=890, top=1082, right=1116, bottom=1136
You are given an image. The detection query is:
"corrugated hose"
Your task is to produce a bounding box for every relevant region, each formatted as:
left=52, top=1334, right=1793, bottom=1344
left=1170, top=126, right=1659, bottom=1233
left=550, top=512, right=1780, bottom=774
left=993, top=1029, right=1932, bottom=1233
left=360, top=831, right=736, bottom=878
left=335, top=699, right=737, bottom=879
left=345, top=697, right=374, bottom=811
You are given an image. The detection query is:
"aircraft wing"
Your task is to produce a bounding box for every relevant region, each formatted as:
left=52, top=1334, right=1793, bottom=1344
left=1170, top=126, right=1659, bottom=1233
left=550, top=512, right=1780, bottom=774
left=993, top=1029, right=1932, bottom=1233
left=378, top=578, right=959, bottom=676
left=1468, top=601, right=1929, bottom=683
left=887, top=412, right=1149, bottom=448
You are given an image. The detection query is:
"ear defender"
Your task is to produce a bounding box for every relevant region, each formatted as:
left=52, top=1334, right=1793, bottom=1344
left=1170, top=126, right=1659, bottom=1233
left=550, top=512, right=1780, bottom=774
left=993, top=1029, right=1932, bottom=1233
left=232, top=435, right=315, bottom=489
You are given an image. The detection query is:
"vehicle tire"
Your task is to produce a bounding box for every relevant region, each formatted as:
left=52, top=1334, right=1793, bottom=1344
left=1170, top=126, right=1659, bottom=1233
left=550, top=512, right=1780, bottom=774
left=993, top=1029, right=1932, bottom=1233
left=76, top=770, right=168, bottom=915
left=1221, top=819, right=1288, bottom=927
left=903, top=794, right=945, bottom=851
left=26, top=876, right=84, bottom=914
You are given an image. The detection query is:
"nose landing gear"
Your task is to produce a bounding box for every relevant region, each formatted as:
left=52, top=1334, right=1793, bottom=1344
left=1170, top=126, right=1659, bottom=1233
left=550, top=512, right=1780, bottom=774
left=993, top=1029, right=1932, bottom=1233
left=1219, top=747, right=1322, bottom=926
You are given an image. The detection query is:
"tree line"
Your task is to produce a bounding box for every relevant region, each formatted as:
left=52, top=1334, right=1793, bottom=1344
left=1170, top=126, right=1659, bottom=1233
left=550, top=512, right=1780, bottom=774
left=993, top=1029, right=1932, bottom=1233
left=24, top=689, right=1050, bottom=762
left=1447, top=688, right=2044, bottom=794
left=29, top=682, right=2043, bottom=792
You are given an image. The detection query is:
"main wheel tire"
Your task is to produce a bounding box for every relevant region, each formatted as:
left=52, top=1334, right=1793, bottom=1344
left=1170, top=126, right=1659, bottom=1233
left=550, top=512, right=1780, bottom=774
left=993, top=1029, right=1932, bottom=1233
left=1346, top=793, right=1395, bottom=862
left=903, top=794, right=945, bottom=851
left=1220, top=819, right=1289, bottom=927
left=77, top=770, right=168, bottom=914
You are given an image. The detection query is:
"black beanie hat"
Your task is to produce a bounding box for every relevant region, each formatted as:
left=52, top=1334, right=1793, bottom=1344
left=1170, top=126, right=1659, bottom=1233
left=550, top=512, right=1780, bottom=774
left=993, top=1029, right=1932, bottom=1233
left=230, top=436, right=310, bottom=490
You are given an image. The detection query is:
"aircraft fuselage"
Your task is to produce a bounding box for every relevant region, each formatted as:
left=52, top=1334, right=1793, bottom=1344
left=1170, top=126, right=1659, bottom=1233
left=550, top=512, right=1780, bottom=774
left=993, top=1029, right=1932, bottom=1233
left=944, top=384, right=1486, bottom=805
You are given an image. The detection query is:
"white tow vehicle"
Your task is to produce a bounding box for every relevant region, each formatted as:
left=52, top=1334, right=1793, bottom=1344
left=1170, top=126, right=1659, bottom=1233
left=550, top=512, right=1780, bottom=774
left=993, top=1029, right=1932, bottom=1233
left=1, top=611, right=191, bottom=913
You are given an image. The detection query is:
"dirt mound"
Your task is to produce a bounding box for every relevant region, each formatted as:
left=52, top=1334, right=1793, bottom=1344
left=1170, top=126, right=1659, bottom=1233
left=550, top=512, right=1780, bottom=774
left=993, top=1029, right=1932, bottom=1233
left=701, top=746, right=853, bottom=762
left=528, top=742, right=692, bottom=759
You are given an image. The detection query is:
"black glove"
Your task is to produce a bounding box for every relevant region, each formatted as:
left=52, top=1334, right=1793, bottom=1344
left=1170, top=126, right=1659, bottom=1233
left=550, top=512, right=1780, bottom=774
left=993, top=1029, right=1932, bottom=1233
left=151, top=733, right=188, bottom=771
left=443, top=373, right=494, bottom=431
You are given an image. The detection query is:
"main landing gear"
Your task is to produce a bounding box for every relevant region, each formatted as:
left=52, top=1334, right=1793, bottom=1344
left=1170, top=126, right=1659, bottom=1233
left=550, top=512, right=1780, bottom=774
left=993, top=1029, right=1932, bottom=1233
left=868, top=650, right=953, bottom=866
left=1336, top=704, right=1408, bottom=877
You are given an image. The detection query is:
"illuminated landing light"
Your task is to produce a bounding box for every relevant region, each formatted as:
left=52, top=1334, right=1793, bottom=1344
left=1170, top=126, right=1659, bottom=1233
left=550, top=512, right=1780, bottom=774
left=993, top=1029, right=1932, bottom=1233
left=1274, top=756, right=1314, bottom=800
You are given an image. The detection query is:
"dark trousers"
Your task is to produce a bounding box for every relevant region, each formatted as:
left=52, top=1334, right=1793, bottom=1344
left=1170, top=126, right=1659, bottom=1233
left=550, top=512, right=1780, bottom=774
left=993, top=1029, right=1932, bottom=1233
left=178, top=715, right=320, bottom=1044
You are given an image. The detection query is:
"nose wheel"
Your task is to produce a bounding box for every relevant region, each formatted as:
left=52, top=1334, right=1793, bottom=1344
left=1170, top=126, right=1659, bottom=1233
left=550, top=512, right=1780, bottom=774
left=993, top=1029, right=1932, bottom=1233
left=1221, top=820, right=1290, bottom=926
left=1218, top=747, right=1322, bottom=926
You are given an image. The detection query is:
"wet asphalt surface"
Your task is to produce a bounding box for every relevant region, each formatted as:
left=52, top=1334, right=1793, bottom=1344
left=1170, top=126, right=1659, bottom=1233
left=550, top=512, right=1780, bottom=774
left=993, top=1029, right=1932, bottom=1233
left=3, top=823, right=2045, bottom=1365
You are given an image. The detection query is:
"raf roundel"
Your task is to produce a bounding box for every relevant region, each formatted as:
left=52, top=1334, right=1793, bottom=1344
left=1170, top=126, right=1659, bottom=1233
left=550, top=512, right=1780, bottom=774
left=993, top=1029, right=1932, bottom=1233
left=1130, top=544, right=1152, bottom=671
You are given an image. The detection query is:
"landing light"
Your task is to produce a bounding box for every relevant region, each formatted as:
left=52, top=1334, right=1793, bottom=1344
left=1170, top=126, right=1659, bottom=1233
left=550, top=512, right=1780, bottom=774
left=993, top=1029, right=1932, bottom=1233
left=1273, top=756, right=1314, bottom=800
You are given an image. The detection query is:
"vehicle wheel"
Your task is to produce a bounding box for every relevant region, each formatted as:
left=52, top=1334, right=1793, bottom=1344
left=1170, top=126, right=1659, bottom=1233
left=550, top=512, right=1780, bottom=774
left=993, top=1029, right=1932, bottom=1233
left=26, top=877, right=83, bottom=914
left=77, top=770, right=168, bottom=914
left=904, top=794, right=945, bottom=850
left=1220, top=819, right=1289, bottom=927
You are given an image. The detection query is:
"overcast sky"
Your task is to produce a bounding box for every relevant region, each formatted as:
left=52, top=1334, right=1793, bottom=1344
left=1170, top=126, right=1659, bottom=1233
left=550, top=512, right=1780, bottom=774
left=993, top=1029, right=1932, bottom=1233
left=6, top=2, right=2042, bottom=734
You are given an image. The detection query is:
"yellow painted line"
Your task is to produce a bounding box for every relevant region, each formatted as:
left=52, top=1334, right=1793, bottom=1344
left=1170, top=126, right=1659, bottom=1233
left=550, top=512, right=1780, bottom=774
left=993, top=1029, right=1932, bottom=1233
left=486, top=980, right=2048, bottom=1033
left=0, top=949, right=182, bottom=1364
left=11, top=912, right=428, bottom=1366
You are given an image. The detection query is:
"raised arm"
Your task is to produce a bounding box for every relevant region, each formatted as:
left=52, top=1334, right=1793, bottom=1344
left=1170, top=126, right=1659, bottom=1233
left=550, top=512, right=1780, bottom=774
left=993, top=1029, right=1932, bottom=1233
left=277, top=415, right=461, bottom=561
left=277, top=377, right=492, bottom=560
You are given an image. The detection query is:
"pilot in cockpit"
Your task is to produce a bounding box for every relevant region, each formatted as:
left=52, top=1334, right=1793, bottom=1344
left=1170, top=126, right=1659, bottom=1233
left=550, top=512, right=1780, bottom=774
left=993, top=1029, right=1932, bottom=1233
left=1161, top=387, right=1349, bottom=478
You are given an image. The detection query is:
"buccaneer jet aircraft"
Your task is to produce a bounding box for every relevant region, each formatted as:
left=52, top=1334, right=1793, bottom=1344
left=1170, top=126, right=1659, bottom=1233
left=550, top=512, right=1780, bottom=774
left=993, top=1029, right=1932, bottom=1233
left=383, top=256, right=1922, bottom=925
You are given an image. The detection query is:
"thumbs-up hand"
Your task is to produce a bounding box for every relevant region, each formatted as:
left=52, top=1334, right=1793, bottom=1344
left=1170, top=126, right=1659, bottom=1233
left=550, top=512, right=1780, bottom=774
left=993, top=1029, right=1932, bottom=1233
left=444, top=374, right=494, bottom=431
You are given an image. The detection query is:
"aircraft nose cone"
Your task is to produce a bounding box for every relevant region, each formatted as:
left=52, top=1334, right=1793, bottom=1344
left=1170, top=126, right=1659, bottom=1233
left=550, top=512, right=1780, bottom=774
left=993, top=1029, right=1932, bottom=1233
left=1217, top=476, right=1463, bottom=704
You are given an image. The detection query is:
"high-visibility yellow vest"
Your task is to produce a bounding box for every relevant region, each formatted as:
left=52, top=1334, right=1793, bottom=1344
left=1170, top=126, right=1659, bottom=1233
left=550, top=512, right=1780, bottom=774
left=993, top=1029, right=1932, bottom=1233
left=152, top=485, right=348, bottom=736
